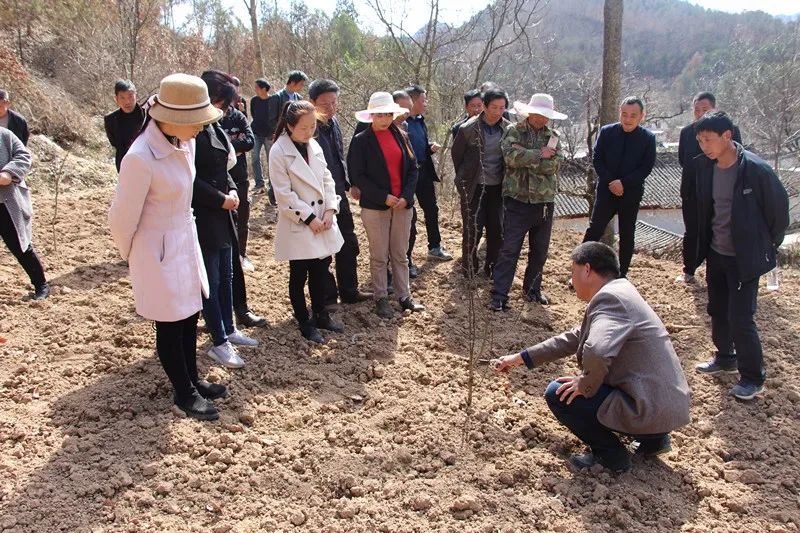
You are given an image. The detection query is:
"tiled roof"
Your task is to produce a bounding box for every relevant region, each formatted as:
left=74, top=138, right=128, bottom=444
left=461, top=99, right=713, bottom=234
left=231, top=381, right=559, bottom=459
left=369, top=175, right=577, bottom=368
left=633, top=220, right=682, bottom=260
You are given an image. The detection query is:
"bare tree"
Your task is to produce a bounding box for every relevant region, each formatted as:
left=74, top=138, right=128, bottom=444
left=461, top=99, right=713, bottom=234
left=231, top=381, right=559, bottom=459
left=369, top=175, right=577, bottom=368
left=116, top=0, right=164, bottom=80
left=242, top=0, right=264, bottom=74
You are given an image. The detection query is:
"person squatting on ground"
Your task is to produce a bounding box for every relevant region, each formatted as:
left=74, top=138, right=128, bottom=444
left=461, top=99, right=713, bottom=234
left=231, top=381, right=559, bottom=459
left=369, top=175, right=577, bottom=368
left=347, top=92, right=426, bottom=319
left=676, top=91, right=742, bottom=284
left=104, top=79, right=146, bottom=172
left=269, top=100, right=345, bottom=344
left=109, top=73, right=226, bottom=420
left=493, top=242, right=691, bottom=474
left=194, top=70, right=259, bottom=370
left=692, top=111, right=789, bottom=401
left=583, top=96, right=656, bottom=278
left=451, top=88, right=510, bottom=279
left=0, top=126, right=49, bottom=300
left=489, top=93, right=565, bottom=310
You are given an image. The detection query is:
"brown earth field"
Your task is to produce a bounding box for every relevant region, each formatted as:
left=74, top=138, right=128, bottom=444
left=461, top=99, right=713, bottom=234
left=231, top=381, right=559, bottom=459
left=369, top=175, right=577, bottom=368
left=1, top=153, right=799, bottom=532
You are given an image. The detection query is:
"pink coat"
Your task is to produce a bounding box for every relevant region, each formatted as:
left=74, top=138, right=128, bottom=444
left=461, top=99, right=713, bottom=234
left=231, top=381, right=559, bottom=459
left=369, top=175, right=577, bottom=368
left=108, top=120, right=209, bottom=322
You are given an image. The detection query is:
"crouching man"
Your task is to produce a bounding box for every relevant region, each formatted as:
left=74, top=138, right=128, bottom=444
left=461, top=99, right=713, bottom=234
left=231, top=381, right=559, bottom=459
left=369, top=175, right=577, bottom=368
left=492, top=242, right=691, bottom=473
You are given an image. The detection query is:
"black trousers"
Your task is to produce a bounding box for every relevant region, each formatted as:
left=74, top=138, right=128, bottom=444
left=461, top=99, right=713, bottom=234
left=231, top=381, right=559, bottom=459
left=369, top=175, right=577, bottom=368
left=0, top=203, right=46, bottom=287
left=460, top=184, right=503, bottom=276
left=289, top=256, right=332, bottom=323
left=324, top=194, right=360, bottom=304
left=233, top=175, right=250, bottom=256
left=490, top=198, right=554, bottom=304
left=409, top=172, right=442, bottom=257
left=583, top=187, right=643, bottom=277
left=155, top=313, right=199, bottom=401
left=706, top=250, right=765, bottom=386
left=231, top=240, right=250, bottom=314
left=680, top=194, right=698, bottom=275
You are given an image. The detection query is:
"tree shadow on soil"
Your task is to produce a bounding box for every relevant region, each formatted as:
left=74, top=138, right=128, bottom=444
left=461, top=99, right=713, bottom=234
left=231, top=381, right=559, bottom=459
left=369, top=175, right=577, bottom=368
left=47, top=260, right=128, bottom=291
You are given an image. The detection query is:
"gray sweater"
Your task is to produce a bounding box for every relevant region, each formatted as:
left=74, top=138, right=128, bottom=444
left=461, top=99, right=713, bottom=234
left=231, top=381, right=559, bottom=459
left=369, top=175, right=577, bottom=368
left=0, top=127, right=34, bottom=251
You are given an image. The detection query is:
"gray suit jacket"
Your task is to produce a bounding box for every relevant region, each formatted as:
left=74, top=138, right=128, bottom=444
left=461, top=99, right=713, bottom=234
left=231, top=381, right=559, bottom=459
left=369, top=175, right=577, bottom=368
left=525, top=278, right=691, bottom=435
left=0, top=127, right=33, bottom=251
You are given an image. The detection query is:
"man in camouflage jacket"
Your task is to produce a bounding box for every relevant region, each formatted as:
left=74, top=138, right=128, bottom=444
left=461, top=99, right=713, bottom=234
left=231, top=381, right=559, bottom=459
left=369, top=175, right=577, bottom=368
left=489, top=93, right=566, bottom=310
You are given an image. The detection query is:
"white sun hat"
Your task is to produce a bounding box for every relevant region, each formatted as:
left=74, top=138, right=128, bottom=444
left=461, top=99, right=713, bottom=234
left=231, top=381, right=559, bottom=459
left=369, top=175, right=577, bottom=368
left=354, top=91, right=410, bottom=123
left=513, top=93, right=567, bottom=120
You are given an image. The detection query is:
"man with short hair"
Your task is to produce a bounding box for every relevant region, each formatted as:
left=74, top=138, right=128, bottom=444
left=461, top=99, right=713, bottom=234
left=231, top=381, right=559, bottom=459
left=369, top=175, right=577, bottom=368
left=103, top=80, right=145, bottom=172
left=405, top=85, right=452, bottom=273
left=493, top=242, right=691, bottom=474
left=250, top=78, right=272, bottom=198
left=451, top=88, right=510, bottom=278
left=451, top=89, right=483, bottom=137
left=693, top=111, right=789, bottom=401
left=0, top=89, right=30, bottom=146
left=309, top=79, right=371, bottom=306
left=583, top=96, right=656, bottom=278
left=676, top=91, right=742, bottom=283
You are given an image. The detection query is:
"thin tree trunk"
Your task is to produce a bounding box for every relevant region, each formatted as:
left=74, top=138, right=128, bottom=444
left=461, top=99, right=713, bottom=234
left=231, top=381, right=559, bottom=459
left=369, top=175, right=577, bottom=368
left=244, top=0, right=264, bottom=75
left=599, top=0, right=623, bottom=245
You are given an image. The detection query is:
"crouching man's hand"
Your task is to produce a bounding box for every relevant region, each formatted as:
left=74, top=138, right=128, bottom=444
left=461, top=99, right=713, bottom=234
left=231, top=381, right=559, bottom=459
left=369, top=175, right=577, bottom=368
left=491, top=353, right=524, bottom=373
left=555, top=376, right=585, bottom=405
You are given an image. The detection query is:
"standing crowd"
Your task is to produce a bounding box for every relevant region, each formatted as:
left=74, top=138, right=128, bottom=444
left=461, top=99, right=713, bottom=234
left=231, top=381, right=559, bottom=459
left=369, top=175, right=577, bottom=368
left=0, top=67, right=789, bottom=474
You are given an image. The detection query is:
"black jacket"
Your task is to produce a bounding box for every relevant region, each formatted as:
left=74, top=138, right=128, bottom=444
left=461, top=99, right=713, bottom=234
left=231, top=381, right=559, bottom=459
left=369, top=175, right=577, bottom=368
left=406, top=115, right=440, bottom=182
left=679, top=122, right=741, bottom=198
left=192, top=122, right=238, bottom=250
left=592, top=123, right=656, bottom=190
left=265, top=88, right=294, bottom=140
left=695, top=142, right=789, bottom=282
left=347, top=125, right=418, bottom=211
left=6, top=109, right=29, bottom=146
left=220, top=107, right=254, bottom=182
left=315, top=116, right=348, bottom=193
left=104, top=104, right=146, bottom=171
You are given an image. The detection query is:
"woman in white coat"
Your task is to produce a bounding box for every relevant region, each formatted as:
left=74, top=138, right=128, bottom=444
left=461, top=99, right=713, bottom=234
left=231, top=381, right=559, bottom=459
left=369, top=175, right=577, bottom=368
left=269, top=100, right=344, bottom=344
left=109, top=74, right=226, bottom=421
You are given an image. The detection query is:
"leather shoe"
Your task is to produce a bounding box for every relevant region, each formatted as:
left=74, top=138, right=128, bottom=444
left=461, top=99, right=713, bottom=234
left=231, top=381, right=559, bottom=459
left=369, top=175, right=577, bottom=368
left=195, top=380, right=229, bottom=400
left=236, top=309, right=267, bottom=328
left=314, top=312, right=344, bottom=333
left=174, top=391, right=219, bottom=421
left=299, top=321, right=325, bottom=344
left=568, top=452, right=630, bottom=473
left=33, top=283, right=50, bottom=300
left=340, top=290, right=373, bottom=304
left=408, top=263, right=419, bottom=278
left=524, top=291, right=550, bottom=305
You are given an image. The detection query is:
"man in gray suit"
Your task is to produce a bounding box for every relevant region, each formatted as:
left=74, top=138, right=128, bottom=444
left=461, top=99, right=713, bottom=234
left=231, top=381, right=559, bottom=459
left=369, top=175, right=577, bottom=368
left=493, top=242, right=691, bottom=473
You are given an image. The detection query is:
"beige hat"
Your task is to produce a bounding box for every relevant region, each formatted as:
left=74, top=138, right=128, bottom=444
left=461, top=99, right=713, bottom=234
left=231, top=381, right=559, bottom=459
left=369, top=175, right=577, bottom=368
left=147, top=73, right=222, bottom=126
left=355, top=92, right=409, bottom=123
left=513, top=93, right=567, bottom=120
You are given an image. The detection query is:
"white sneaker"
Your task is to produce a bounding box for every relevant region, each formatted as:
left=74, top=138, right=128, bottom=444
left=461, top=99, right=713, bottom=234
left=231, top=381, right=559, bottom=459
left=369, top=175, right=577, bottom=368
left=227, top=329, right=259, bottom=347
left=241, top=256, right=255, bottom=272
left=675, top=273, right=696, bottom=283
left=207, top=341, right=245, bottom=368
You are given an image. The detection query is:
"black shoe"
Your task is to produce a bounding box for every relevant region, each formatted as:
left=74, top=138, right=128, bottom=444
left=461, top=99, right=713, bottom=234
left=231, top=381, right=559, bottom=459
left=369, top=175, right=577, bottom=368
left=299, top=321, right=325, bottom=344
left=375, top=297, right=394, bottom=319
left=695, top=357, right=737, bottom=375
left=268, top=189, right=277, bottom=206
left=314, top=312, right=344, bottom=333
left=399, top=297, right=425, bottom=312
left=569, top=452, right=630, bottom=473
left=175, top=391, right=219, bottom=421
left=633, top=435, right=672, bottom=457
left=408, top=263, right=419, bottom=278
left=235, top=309, right=267, bottom=328
left=340, top=290, right=373, bottom=304
left=195, top=380, right=229, bottom=400
left=524, top=291, right=550, bottom=305
left=488, top=300, right=509, bottom=312
left=33, top=283, right=50, bottom=300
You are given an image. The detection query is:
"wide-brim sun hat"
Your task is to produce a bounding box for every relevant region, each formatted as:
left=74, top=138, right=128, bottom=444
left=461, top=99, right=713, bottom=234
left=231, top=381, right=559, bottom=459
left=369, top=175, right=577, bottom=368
left=147, top=73, right=223, bottom=126
left=513, top=93, right=567, bottom=121
left=355, top=91, right=409, bottom=123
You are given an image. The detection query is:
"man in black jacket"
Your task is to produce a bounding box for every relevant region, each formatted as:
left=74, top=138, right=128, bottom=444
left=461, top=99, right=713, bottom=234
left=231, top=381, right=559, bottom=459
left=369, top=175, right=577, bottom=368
left=676, top=91, right=742, bottom=283
left=250, top=78, right=271, bottom=196
left=0, top=90, right=30, bottom=146
left=104, top=80, right=145, bottom=172
left=309, top=79, right=371, bottom=306
left=693, top=112, right=789, bottom=401
left=583, top=96, right=656, bottom=278
left=450, top=88, right=483, bottom=138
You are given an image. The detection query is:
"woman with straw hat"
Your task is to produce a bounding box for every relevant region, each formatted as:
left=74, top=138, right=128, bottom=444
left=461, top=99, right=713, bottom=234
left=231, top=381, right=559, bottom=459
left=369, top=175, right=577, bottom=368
left=109, top=73, right=227, bottom=421
left=347, top=91, right=426, bottom=319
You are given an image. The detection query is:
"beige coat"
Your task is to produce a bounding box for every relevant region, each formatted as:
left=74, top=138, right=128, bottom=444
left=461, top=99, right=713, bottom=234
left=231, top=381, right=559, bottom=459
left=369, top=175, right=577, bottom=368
left=108, top=120, right=209, bottom=322
left=269, top=133, right=344, bottom=261
left=526, top=278, right=691, bottom=435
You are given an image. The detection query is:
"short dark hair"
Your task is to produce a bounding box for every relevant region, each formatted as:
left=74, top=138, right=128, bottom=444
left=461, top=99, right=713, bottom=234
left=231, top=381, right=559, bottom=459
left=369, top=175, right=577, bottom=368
left=0, top=89, right=9, bottom=101
left=114, top=79, right=136, bottom=95
left=392, top=90, right=410, bottom=103
left=570, top=242, right=620, bottom=278
left=482, top=88, right=508, bottom=108
left=255, top=78, right=270, bottom=90
left=287, top=70, right=309, bottom=85
left=463, top=89, right=481, bottom=106
left=200, top=69, right=237, bottom=109
left=620, top=96, right=644, bottom=113
left=693, top=91, right=716, bottom=107
left=405, top=84, right=426, bottom=99
left=694, top=111, right=734, bottom=136
left=308, top=79, right=339, bottom=101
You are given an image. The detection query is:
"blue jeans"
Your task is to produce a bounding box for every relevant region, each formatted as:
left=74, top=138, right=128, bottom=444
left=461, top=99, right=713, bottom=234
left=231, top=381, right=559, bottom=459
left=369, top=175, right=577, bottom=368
left=201, top=246, right=234, bottom=347
left=544, top=380, right=666, bottom=465
left=251, top=135, right=271, bottom=190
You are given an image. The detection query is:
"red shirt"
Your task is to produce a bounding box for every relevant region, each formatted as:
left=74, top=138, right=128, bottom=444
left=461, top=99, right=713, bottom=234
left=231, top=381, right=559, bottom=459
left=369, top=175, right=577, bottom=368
left=374, top=128, right=402, bottom=197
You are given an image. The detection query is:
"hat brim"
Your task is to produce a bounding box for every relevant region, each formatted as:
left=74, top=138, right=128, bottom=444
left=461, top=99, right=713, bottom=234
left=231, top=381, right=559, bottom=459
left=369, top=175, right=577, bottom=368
left=148, top=103, right=223, bottom=126
left=513, top=101, right=567, bottom=121
left=354, top=105, right=409, bottom=123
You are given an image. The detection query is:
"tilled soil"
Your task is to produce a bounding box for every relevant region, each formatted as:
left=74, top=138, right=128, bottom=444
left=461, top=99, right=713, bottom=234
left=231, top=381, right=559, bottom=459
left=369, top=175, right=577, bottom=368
left=1, top=183, right=799, bottom=532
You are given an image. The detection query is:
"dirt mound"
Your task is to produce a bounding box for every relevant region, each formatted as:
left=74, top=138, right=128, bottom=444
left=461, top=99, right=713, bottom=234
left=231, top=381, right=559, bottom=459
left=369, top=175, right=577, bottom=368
left=1, top=187, right=799, bottom=532
left=25, top=135, right=116, bottom=194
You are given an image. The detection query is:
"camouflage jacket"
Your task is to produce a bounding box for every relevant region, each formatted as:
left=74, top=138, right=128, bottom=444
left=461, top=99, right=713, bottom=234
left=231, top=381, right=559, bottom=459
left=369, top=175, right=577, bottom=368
left=500, top=121, right=563, bottom=204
